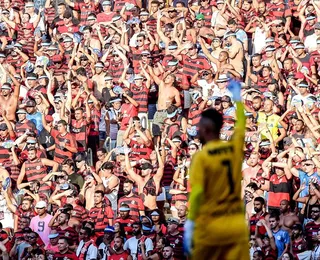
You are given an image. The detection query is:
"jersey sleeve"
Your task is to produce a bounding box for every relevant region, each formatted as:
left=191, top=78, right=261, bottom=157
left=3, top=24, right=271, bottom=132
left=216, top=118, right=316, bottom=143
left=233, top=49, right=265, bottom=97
left=188, top=152, right=205, bottom=221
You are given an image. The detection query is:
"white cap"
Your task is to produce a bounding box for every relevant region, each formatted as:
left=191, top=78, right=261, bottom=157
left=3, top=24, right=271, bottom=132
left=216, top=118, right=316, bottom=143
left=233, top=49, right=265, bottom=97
left=35, top=201, right=47, bottom=208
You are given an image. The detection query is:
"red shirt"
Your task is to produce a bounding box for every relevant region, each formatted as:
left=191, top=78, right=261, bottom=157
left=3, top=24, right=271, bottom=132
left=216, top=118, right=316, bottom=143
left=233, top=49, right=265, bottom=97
left=109, top=251, right=130, bottom=260
left=120, top=103, right=138, bottom=130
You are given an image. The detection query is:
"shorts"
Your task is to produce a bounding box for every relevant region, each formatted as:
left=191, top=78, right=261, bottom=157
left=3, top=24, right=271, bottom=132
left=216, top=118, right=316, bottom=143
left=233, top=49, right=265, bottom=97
left=99, top=131, right=106, bottom=140
left=192, top=241, right=250, bottom=260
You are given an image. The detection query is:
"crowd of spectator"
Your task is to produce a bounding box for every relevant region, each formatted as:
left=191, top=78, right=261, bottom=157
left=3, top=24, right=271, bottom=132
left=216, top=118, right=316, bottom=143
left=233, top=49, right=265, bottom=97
left=2, top=0, right=320, bottom=259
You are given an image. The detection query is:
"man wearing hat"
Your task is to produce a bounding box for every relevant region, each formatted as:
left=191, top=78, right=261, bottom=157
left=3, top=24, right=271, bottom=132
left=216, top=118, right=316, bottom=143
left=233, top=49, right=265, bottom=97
left=25, top=100, right=43, bottom=133
left=224, top=31, right=244, bottom=76
left=115, top=204, right=136, bottom=239
left=97, top=1, right=115, bottom=22
left=0, top=79, right=20, bottom=122
left=30, top=201, right=53, bottom=246
left=124, top=221, right=154, bottom=259
left=164, top=217, right=184, bottom=259
left=15, top=109, right=36, bottom=138
left=125, top=148, right=163, bottom=211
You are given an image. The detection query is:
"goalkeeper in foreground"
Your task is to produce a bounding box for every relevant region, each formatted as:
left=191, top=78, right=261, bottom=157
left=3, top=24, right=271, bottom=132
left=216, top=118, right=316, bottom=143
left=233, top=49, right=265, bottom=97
left=184, top=80, right=249, bottom=260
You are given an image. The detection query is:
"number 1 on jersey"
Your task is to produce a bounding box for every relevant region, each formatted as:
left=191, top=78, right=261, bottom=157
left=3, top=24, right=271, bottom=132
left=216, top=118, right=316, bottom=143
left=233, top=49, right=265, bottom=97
left=222, top=160, right=234, bottom=195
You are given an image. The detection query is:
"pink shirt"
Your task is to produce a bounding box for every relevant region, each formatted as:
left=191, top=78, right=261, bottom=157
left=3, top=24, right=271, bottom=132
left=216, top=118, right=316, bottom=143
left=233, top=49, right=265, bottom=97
left=30, top=214, right=53, bottom=246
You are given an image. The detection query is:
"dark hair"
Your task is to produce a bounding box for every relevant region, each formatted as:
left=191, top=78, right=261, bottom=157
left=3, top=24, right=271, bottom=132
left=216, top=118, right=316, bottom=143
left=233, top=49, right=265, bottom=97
left=94, top=190, right=104, bottom=197
left=57, top=119, right=68, bottom=126
left=124, top=179, right=134, bottom=185
left=167, top=105, right=177, bottom=114
left=100, top=161, right=114, bottom=170
left=254, top=197, right=265, bottom=205
left=97, top=148, right=107, bottom=154
left=269, top=211, right=280, bottom=221
left=227, top=18, right=237, bottom=25
left=62, top=159, right=75, bottom=170
left=201, top=108, right=223, bottom=135
left=76, top=67, right=87, bottom=77
left=81, top=227, right=93, bottom=237
left=82, top=25, right=93, bottom=33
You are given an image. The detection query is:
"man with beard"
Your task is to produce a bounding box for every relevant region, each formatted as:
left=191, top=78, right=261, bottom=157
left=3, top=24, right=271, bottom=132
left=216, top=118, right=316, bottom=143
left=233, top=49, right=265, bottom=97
left=291, top=224, right=307, bottom=258
left=115, top=204, right=135, bottom=239
left=124, top=222, right=153, bottom=259
left=269, top=212, right=290, bottom=258
left=249, top=197, right=269, bottom=236
left=20, top=232, right=45, bottom=260
left=48, top=211, right=78, bottom=249
left=76, top=227, right=97, bottom=259
left=125, top=151, right=164, bottom=211
left=279, top=200, right=300, bottom=234
left=305, top=205, right=320, bottom=250
left=118, top=179, right=145, bottom=219
left=162, top=245, right=175, bottom=260
left=88, top=190, right=114, bottom=237
left=53, top=237, right=78, bottom=259
left=109, top=237, right=129, bottom=260
left=3, top=195, right=35, bottom=232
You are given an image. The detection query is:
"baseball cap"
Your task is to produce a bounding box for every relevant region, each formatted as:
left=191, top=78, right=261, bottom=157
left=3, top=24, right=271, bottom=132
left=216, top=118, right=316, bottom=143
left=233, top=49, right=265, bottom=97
left=51, top=55, right=62, bottom=62
left=0, top=53, right=6, bottom=58
left=25, top=2, right=34, bottom=7
left=306, top=14, right=316, bottom=21
left=167, top=109, right=178, bottom=118
left=141, top=162, right=153, bottom=170
left=168, top=44, right=178, bottom=50
left=265, top=45, right=276, bottom=52
left=168, top=60, right=179, bottom=66
left=167, top=217, right=179, bottom=225
left=196, top=13, right=205, bottom=20
left=134, top=74, right=144, bottom=80
left=119, top=206, right=130, bottom=211
left=1, top=84, right=11, bottom=90
left=26, top=139, right=37, bottom=144
left=25, top=100, right=36, bottom=107
left=294, top=44, right=305, bottom=49
left=0, top=124, right=7, bottom=131
left=16, top=109, right=27, bottom=114
left=150, top=211, right=160, bottom=216
left=298, top=81, right=309, bottom=88
left=47, top=45, right=58, bottom=51
left=48, top=233, right=59, bottom=239
left=140, top=11, right=149, bottom=16
left=104, top=75, right=113, bottom=81
left=95, top=63, right=104, bottom=68
left=102, top=0, right=112, bottom=5
left=63, top=37, right=73, bottom=43
left=35, top=201, right=47, bottom=208
left=104, top=226, right=115, bottom=233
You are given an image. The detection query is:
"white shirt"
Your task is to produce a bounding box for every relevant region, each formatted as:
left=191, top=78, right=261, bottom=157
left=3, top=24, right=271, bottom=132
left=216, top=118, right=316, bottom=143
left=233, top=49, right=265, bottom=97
left=305, top=33, right=317, bottom=53
left=76, top=240, right=98, bottom=260
left=124, top=236, right=153, bottom=260
left=197, top=79, right=216, bottom=98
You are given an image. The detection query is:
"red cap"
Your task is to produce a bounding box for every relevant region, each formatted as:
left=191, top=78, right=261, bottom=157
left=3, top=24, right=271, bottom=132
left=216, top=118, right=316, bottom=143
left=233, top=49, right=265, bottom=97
left=51, top=55, right=62, bottom=62
left=45, top=115, right=53, bottom=122
left=25, top=23, right=34, bottom=30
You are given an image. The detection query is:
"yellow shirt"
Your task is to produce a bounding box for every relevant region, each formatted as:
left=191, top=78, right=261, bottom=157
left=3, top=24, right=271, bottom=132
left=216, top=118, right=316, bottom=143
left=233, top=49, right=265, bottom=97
left=257, top=112, right=282, bottom=140
left=189, top=102, right=248, bottom=246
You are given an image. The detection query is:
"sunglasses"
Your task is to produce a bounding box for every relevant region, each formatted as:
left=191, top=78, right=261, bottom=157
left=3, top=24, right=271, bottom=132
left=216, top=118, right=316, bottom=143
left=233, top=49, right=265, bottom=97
left=113, top=54, right=119, bottom=57
left=168, top=10, right=176, bottom=13
left=202, top=72, right=209, bottom=76
left=79, top=232, right=86, bottom=235
left=27, top=236, right=37, bottom=239
left=311, top=210, right=320, bottom=213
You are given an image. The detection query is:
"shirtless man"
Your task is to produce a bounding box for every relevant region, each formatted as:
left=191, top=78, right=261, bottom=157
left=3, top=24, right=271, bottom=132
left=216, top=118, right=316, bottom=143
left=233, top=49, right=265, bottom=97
left=149, top=70, right=181, bottom=133
left=92, top=61, right=106, bottom=100
left=82, top=26, right=101, bottom=53
left=279, top=199, right=300, bottom=234
left=200, top=38, right=241, bottom=78
left=0, top=73, right=21, bottom=122
left=224, top=32, right=244, bottom=77
left=125, top=145, right=164, bottom=211
left=242, top=152, right=262, bottom=197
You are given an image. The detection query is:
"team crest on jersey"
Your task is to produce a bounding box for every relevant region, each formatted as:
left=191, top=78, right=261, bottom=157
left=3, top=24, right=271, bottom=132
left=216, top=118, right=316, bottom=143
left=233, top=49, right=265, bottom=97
left=175, top=238, right=180, bottom=244
left=127, top=223, right=132, bottom=227
left=36, top=166, right=41, bottom=170
left=276, top=236, right=281, bottom=240
left=65, top=232, right=70, bottom=237
left=131, top=200, right=135, bottom=204
left=71, top=210, right=76, bottom=216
